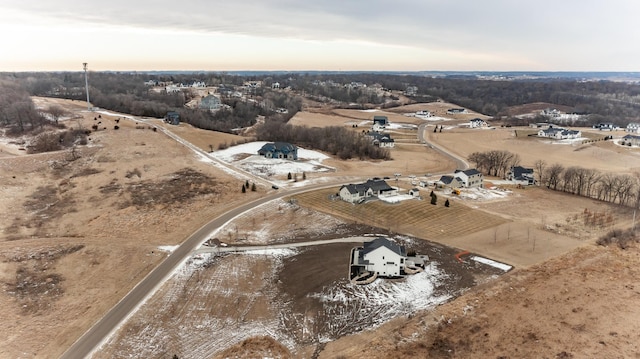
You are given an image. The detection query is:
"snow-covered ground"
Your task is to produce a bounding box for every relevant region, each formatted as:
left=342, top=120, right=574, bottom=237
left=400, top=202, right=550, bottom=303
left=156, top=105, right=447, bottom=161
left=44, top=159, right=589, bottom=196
left=379, top=193, right=416, bottom=204
left=456, top=187, right=512, bottom=201
left=211, top=141, right=335, bottom=182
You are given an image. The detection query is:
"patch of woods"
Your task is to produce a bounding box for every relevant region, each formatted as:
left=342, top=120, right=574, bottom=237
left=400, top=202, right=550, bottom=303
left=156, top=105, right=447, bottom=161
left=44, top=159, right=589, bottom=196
left=469, top=150, right=640, bottom=208
left=256, top=119, right=391, bottom=160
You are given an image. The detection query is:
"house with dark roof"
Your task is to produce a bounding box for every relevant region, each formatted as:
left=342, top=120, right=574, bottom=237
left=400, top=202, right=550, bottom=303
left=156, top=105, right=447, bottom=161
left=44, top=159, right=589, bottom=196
left=506, top=166, right=535, bottom=185
left=538, top=126, right=581, bottom=139
left=470, top=118, right=488, bottom=128
left=454, top=169, right=484, bottom=188
left=368, top=132, right=395, bottom=148
left=373, top=115, right=388, bottom=127
left=257, top=142, right=298, bottom=160
left=349, top=237, right=428, bottom=282
left=339, top=179, right=397, bottom=203
left=621, top=134, right=640, bottom=147
left=447, top=108, right=466, bottom=114
left=164, top=111, right=180, bottom=125
left=437, top=175, right=464, bottom=189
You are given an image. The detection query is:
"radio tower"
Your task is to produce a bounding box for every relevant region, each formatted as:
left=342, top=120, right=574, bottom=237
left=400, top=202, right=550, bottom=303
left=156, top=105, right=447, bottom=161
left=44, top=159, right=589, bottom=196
left=83, top=62, right=91, bottom=111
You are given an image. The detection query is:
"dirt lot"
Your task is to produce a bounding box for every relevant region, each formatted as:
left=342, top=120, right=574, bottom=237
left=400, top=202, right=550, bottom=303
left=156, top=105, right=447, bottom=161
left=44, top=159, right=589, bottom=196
left=1, top=98, right=639, bottom=358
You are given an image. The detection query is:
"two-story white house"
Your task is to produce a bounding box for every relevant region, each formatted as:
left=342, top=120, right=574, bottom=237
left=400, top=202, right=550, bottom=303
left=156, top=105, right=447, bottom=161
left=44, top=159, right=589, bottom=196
left=349, top=237, right=429, bottom=281
left=454, top=169, right=484, bottom=188
left=626, top=123, right=640, bottom=133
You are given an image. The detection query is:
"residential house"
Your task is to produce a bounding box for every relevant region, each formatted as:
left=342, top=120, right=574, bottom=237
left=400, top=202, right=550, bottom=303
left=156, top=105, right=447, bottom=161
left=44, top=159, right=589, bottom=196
left=447, top=108, right=466, bottom=115
left=198, top=95, right=221, bottom=111
left=405, top=86, right=418, bottom=96
left=373, top=116, right=389, bottom=128
left=626, top=123, right=640, bottom=133
left=470, top=118, right=488, bottom=128
left=437, top=175, right=464, bottom=189
left=506, top=166, right=535, bottom=185
left=593, top=123, right=616, bottom=131
left=271, top=82, right=280, bottom=89
left=164, top=111, right=180, bottom=125
left=349, top=237, right=428, bottom=281
left=537, top=127, right=581, bottom=139
left=339, top=179, right=397, bottom=203
left=415, top=110, right=432, bottom=117
left=621, top=134, right=640, bottom=147
left=257, top=142, right=298, bottom=160
left=454, top=169, right=484, bottom=188
left=368, top=132, right=395, bottom=148
left=541, top=108, right=561, bottom=118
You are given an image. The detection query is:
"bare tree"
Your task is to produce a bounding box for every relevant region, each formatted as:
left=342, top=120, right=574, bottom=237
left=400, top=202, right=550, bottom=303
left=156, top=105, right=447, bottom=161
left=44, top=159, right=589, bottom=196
left=45, top=105, right=67, bottom=125
left=534, top=159, right=546, bottom=185
left=545, top=163, right=564, bottom=190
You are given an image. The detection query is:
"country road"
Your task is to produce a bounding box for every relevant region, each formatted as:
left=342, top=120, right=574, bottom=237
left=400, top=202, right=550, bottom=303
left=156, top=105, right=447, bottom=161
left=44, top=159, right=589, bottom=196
left=193, top=236, right=372, bottom=255
left=61, top=115, right=467, bottom=359
left=418, top=122, right=469, bottom=170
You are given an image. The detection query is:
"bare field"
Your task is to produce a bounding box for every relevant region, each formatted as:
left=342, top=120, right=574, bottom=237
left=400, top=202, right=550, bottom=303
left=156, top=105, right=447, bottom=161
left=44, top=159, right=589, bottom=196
left=2, top=97, right=639, bottom=358
left=427, top=126, right=640, bottom=173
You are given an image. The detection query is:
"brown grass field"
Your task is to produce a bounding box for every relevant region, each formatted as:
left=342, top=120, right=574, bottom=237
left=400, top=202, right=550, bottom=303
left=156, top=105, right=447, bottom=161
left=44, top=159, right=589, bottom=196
left=1, top=98, right=639, bottom=358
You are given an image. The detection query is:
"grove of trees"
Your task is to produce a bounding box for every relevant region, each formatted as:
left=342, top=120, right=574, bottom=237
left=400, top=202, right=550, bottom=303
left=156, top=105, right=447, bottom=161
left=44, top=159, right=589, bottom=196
left=469, top=151, right=640, bottom=208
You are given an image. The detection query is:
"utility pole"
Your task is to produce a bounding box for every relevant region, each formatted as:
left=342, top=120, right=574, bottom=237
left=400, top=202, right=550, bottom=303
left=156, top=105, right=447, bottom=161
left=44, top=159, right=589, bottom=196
left=83, top=62, right=91, bottom=111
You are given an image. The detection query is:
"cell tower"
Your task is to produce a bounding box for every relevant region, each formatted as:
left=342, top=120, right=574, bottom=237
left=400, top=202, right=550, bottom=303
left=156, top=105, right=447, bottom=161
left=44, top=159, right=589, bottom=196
left=83, top=62, right=91, bottom=111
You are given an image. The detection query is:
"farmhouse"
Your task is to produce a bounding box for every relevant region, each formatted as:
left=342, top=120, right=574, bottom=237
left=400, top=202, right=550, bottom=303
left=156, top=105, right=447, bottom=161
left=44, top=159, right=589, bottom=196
left=506, top=166, right=535, bottom=185
left=405, top=86, right=418, bottom=96
left=339, top=179, right=397, bottom=203
left=257, top=142, right=298, bottom=160
left=198, top=95, right=221, bottom=111
left=620, top=134, right=640, bottom=147
left=368, top=132, right=395, bottom=148
left=593, top=123, right=616, bottom=131
left=454, top=169, right=484, bottom=188
left=626, top=123, right=640, bottom=133
left=349, top=237, right=428, bottom=282
left=164, top=111, right=180, bottom=125
left=470, top=118, right=488, bottom=128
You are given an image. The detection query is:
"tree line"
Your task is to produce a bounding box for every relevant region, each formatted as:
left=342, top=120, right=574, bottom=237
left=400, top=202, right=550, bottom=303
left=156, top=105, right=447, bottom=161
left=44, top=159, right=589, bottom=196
left=468, top=150, right=640, bottom=208
left=256, top=119, right=391, bottom=160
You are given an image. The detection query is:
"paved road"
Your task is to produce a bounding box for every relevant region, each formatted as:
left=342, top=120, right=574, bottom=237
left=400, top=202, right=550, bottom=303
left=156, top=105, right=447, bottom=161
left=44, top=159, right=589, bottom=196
left=193, top=236, right=371, bottom=255
left=59, top=181, right=350, bottom=359
left=418, top=123, right=469, bottom=170
left=62, top=115, right=465, bottom=359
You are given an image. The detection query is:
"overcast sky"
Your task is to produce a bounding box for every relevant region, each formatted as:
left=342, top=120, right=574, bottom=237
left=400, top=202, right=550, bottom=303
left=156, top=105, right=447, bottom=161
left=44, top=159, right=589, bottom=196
left=0, top=0, right=637, bottom=72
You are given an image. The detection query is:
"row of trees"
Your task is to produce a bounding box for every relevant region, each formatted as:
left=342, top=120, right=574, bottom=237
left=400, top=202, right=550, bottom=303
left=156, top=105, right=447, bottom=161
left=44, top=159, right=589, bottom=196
left=468, top=150, right=640, bottom=208
left=256, top=120, right=391, bottom=160
left=538, top=161, right=640, bottom=207
left=468, top=150, right=521, bottom=177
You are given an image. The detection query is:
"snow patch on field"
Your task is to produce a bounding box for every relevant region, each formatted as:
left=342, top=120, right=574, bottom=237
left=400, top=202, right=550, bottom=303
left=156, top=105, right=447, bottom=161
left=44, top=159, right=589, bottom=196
left=157, top=245, right=179, bottom=253
left=211, top=141, right=334, bottom=179
left=457, top=187, right=511, bottom=201
left=309, top=263, right=451, bottom=341
left=471, top=256, right=512, bottom=271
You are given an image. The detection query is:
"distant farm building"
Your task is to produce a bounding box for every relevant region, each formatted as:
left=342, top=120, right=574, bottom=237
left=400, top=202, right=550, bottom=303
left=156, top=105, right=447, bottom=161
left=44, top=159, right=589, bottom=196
left=349, top=237, right=428, bottom=283
left=339, top=179, right=397, bottom=204
left=164, top=111, right=180, bottom=125
left=415, top=110, right=432, bottom=117
left=405, top=86, right=418, bottom=96
left=257, top=142, right=298, bottom=160
left=621, top=134, right=640, bottom=147
left=506, top=166, right=535, bottom=185
left=447, top=108, right=466, bottom=115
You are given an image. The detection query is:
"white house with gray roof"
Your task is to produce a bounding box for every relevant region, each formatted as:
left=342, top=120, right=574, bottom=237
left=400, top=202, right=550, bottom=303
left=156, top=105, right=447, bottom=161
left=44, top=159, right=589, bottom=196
left=454, top=169, right=484, bottom=188
left=339, top=179, right=397, bottom=203
left=349, top=237, right=428, bottom=281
